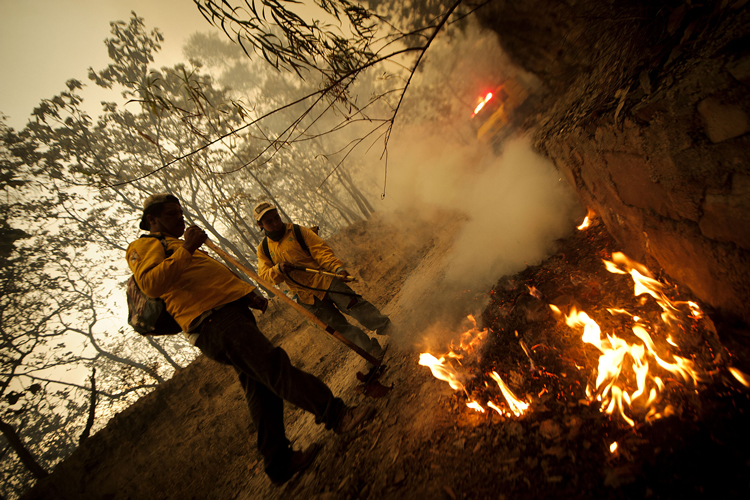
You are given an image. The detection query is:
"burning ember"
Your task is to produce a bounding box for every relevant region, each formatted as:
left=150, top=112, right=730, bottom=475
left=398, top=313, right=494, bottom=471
left=549, top=250, right=705, bottom=426
left=419, top=315, right=529, bottom=418
left=418, top=209, right=746, bottom=431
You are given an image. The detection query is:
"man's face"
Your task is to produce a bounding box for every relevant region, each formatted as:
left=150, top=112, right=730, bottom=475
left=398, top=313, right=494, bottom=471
left=258, top=209, right=284, bottom=233
left=149, top=203, right=185, bottom=237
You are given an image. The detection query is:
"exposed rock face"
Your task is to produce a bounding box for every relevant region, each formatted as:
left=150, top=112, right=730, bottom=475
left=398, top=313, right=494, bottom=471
left=479, top=0, right=750, bottom=324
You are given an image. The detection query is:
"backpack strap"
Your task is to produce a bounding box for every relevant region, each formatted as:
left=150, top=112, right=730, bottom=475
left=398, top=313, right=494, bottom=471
left=261, top=224, right=310, bottom=265
left=261, top=237, right=272, bottom=262
left=292, top=224, right=309, bottom=254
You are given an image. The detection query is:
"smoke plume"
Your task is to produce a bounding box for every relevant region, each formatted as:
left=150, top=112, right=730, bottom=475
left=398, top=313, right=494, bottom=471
left=355, top=25, right=583, bottom=347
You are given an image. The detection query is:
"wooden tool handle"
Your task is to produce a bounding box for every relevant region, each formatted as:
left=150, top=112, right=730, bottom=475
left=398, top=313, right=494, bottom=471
left=293, top=265, right=357, bottom=282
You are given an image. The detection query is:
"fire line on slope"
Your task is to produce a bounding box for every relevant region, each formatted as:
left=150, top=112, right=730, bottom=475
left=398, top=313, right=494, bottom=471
left=418, top=210, right=748, bottom=428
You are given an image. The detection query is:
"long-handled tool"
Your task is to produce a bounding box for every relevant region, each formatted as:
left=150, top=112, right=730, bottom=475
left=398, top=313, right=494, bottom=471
left=293, top=265, right=357, bottom=282
left=204, top=239, right=381, bottom=367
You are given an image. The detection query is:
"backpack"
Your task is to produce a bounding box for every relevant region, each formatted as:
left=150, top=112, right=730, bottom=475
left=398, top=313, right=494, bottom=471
left=261, top=224, right=314, bottom=262
left=126, top=235, right=182, bottom=335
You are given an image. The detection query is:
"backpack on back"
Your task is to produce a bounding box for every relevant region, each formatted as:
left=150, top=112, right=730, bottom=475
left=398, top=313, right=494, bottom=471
left=126, top=235, right=182, bottom=336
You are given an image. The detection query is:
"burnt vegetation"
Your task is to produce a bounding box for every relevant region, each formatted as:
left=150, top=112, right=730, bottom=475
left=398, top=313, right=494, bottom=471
left=429, top=221, right=750, bottom=499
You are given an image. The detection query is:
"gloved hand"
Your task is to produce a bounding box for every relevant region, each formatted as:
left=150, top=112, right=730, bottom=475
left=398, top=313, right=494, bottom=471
left=278, top=262, right=295, bottom=274
left=337, top=269, right=354, bottom=283
left=245, top=293, right=269, bottom=313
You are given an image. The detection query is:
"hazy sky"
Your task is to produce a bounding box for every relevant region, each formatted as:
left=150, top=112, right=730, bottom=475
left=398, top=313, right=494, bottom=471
left=0, top=0, right=212, bottom=129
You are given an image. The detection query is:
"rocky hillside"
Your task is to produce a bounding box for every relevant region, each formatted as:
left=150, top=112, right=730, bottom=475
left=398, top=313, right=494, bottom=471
left=479, top=0, right=750, bottom=325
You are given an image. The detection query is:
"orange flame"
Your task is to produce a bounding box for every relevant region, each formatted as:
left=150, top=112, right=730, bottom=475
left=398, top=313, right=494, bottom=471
left=419, top=317, right=530, bottom=418
left=418, top=316, right=486, bottom=395
left=467, top=400, right=485, bottom=412
left=577, top=208, right=596, bottom=230
left=729, top=367, right=749, bottom=387
left=455, top=314, right=488, bottom=352
left=603, top=253, right=693, bottom=325
left=555, top=253, right=703, bottom=425
left=418, top=353, right=466, bottom=393
left=490, top=371, right=529, bottom=417
left=486, top=401, right=504, bottom=415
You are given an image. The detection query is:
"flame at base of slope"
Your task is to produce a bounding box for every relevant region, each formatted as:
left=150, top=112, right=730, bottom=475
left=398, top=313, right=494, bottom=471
left=417, top=211, right=749, bottom=427
left=549, top=251, right=716, bottom=426
left=419, top=315, right=530, bottom=418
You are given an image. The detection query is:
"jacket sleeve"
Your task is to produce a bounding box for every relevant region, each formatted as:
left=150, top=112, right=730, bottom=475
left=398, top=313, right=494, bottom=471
left=257, top=242, right=285, bottom=285
left=302, top=226, right=345, bottom=273
left=126, top=238, right=194, bottom=298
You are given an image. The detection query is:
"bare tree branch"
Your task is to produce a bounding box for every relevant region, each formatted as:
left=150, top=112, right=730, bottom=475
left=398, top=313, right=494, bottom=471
left=0, top=417, right=48, bottom=479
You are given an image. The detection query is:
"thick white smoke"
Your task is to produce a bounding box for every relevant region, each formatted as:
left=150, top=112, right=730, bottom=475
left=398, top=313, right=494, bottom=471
left=441, top=137, right=580, bottom=288
left=378, top=130, right=580, bottom=288
left=353, top=24, right=582, bottom=343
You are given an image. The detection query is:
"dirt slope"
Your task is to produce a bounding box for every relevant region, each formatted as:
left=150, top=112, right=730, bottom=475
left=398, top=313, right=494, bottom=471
left=23, top=211, right=464, bottom=500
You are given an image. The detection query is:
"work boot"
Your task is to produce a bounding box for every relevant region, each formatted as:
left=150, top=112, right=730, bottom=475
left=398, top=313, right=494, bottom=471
left=269, top=443, right=322, bottom=486
left=335, top=405, right=377, bottom=435
left=376, top=319, right=394, bottom=336
left=369, top=338, right=385, bottom=358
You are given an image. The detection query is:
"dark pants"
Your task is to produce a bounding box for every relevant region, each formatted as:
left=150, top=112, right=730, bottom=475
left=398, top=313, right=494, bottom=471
left=301, top=278, right=390, bottom=355
left=194, top=299, right=344, bottom=481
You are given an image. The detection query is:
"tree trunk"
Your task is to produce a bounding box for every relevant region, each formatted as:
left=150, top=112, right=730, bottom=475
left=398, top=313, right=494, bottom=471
left=79, top=368, right=97, bottom=444
left=336, top=167, right=374, bottom=219
left=0, top=417, right=49, bottom=479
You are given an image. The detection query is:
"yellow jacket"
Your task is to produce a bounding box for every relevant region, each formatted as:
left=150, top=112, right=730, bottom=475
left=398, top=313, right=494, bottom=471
left=256, top=224, right=344, bottom=305
left=126, top=234, right=256, bottom=332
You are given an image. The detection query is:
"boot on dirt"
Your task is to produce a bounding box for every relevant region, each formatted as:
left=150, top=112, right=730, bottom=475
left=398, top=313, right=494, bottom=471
left=376, top=319, right=395, bottom=336
left=270, top=443, right=322, bottom=486
left=364, top=338, right=386, bottom=371
left=335, top=405, right=377, bottom=434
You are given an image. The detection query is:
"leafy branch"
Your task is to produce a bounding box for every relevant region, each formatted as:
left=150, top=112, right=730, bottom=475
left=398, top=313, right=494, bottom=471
left=110, top=0, right=476, bottom=195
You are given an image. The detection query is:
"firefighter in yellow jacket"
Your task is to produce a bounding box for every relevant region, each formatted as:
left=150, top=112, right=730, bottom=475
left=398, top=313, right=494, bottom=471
left=254, top=202, right=392, bottom=361
left=126, top=194, right=377, bottom=486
